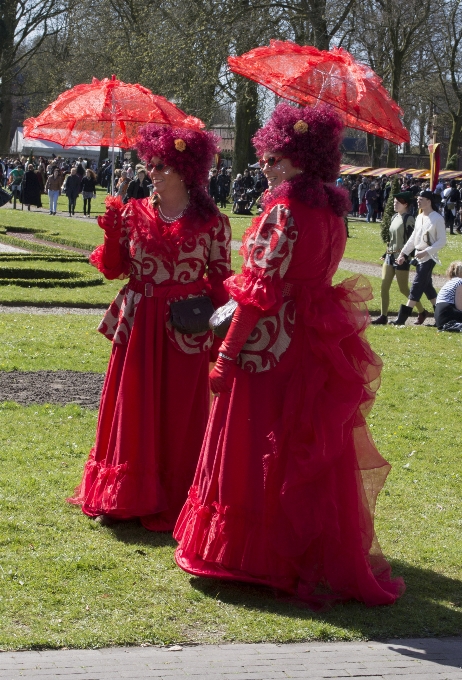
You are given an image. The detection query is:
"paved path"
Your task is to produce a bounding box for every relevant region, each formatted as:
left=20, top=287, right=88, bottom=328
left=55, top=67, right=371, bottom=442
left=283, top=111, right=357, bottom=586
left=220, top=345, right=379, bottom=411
left=0, top=638, right=460, bottom=679
left=0, top=305, right=105, bottom=315
left=0, top=242, right=29, bottom=254
left=2, top=203, right=99, bottom=222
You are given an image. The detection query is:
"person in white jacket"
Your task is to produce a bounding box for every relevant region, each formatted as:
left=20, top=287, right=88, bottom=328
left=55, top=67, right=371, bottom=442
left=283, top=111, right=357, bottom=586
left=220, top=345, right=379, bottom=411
left=392, top=190, right=446, bottom=325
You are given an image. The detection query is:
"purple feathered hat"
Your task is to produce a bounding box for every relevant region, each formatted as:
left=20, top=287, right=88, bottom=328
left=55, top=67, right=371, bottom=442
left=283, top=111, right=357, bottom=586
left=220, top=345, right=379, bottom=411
left=136, top=124, right=219, bottom=188
left=253, top=103, right=350, bottom=215
left=136, top=123, right=220, bottom=220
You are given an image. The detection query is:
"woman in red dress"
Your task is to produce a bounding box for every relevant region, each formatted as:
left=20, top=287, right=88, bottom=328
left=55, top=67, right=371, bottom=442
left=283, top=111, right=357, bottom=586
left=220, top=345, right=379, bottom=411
left=174, top=104, right=405, bottom=607
left=69, top=125, right=231, bottom=531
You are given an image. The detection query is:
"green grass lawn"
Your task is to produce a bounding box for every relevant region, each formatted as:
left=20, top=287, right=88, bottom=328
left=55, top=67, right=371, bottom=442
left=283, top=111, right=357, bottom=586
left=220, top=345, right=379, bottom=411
left=0, top=315, right=110, bottom=372
left=0, top=311, right=461, bottom=649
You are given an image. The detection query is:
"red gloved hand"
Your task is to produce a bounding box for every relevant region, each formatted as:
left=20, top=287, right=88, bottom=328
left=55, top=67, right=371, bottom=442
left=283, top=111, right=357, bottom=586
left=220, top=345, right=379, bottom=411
left=209, top=303, right=261, bottom=394
left=209, top=356, right=237, bottom=394
left=102, top=232, right=123, bottom=270
left=97, top=195, right=123, bottom=234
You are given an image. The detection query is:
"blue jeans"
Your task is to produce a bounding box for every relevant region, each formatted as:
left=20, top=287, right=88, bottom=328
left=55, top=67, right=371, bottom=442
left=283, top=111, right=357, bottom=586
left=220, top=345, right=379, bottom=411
left=366, top=203, right=375, bottom=222
left=48, top=190, right=59, bottom=213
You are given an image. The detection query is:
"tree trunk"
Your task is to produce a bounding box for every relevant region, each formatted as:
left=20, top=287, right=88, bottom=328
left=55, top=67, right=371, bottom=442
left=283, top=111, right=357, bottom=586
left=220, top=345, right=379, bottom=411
left=233, top=77, right=259, bottom=175
left=367, top=133, right=383, bottom=167
left=0, top=89, right=13, bottom=155
left=307, top=0, right=329, bottom=49
left=386, top=50, right=403, bottom=168
left=446, top=104, right=462, bottom=169
left=99, top=146, right=109, bottom=166
left=0, top=2, right=17, bottom=154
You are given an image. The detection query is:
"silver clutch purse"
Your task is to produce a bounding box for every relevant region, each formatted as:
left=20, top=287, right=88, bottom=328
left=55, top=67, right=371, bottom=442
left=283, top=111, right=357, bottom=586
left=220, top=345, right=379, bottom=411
left=208, top=298, right=238, bottom=338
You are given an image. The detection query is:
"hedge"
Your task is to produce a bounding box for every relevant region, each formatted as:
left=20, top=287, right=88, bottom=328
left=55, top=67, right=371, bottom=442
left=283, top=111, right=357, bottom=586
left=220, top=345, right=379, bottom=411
left=0, top=266, right=103, bottom=288
left=0, top=253, right=88, bottom=263
left=0, top=227, right=95, bottom=255
left=0, top=233, right=67, bottom=256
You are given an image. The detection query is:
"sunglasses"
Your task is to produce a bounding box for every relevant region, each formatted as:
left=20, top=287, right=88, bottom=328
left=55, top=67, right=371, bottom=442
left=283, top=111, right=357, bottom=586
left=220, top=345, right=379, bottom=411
left=151, top=161, right=166, bottom=172
left=259, top=156, right=285, bottom=168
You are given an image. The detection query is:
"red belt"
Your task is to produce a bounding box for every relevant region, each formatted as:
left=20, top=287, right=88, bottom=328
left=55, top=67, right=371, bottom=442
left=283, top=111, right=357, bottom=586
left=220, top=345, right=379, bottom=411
left=126, top=278, right=207, bottom=299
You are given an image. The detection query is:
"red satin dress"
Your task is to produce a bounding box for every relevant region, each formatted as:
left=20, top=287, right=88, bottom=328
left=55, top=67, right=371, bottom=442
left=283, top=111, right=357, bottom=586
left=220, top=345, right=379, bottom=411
left=174, top=197, right=405, bottom=607
left=68, top=198, right=231, bottom=531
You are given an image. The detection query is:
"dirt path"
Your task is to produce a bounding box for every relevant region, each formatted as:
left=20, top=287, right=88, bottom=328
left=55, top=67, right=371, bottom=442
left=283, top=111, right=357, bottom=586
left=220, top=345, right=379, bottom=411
left=0, top=370, right=104, bottom=408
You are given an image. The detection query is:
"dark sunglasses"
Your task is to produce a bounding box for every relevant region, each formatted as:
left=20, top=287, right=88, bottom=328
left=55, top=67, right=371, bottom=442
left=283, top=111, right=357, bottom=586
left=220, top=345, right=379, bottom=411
left=152, top=161, right=166, bottom=172
left=259, top=156, right=285, bottom=168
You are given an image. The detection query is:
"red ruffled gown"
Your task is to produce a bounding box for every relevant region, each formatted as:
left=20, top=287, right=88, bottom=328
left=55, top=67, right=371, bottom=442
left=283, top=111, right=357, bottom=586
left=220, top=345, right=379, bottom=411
left=68, top=197, right=231, bottom=531
left=174, top=196, right=405, bottom=606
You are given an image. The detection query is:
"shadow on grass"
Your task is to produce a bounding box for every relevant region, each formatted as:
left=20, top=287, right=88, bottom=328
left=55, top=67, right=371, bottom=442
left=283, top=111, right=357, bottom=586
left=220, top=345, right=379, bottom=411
left=108, top=520, right=176, bottom=549
left=190, top=561, right=462, bottom=641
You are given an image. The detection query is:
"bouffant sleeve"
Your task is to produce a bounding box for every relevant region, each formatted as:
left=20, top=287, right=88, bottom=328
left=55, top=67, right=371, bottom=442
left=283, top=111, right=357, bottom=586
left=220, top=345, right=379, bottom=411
left=224, top=203, right=298, bottom=313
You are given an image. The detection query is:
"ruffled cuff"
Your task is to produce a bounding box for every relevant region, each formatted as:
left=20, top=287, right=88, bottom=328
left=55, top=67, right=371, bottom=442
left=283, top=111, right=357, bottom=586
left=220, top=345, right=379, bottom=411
left=89, top=243, right=129, bottom=280
left=224, top=269, right=282, bottom=313
left=97, top=195, right=124, bottom=233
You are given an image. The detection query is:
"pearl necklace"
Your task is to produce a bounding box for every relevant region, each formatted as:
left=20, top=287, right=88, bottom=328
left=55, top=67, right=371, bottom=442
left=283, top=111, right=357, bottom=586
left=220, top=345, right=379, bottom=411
left=158, top=202, right=189, bottom=224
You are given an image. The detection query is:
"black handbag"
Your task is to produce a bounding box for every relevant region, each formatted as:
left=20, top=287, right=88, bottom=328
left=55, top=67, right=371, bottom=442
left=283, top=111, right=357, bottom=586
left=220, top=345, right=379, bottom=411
left=170, top=295, right=215, bottom=334
left=208, top=298, right=238, bottom=338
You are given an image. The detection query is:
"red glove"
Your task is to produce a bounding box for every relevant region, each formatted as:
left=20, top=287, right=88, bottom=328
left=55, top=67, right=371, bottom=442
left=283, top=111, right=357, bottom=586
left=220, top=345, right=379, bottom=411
left=102, top=232, right=123, bottom=270
left=97, top=195, right=123, bottom=235
left=209, top=304, right=261, bottom=394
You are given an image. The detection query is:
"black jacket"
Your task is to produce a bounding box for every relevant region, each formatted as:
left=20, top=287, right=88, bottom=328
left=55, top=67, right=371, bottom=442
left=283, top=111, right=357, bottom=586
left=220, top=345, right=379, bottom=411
left=217, top=173, right=230, bottom=197
left=22, top=170, right=42, bottom=207
left=126, top=177, right=150, bottom=200
left=81, top=176, right=96, bottom=193
left=65, top=173, right=81, bottom=199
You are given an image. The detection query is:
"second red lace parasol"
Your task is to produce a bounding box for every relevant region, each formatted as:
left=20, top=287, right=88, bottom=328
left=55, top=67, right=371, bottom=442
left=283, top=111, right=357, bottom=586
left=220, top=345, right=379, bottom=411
left=228, top=40, right=409, bottom=145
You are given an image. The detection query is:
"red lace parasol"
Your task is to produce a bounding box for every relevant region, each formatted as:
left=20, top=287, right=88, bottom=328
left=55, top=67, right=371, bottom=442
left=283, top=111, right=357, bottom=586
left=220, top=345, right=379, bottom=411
left=23, top=76, right=204, bottom=148
left=228, top=41, right=409, bottom=145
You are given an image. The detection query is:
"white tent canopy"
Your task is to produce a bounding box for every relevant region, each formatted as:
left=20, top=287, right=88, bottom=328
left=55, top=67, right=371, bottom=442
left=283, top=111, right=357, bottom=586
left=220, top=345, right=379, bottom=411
left=11, top=127, right=123, bottom=161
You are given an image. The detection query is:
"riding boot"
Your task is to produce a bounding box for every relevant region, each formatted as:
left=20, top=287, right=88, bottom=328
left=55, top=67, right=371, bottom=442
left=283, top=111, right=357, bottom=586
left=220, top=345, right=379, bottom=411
left=390, top=304, right=413, bottom=325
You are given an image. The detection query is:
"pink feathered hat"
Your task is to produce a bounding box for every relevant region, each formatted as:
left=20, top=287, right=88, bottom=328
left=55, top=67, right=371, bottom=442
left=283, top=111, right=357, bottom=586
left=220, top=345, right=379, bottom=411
left=253, top=102, right=343, bottom=183
left=136, top=124, right=219, bottom=188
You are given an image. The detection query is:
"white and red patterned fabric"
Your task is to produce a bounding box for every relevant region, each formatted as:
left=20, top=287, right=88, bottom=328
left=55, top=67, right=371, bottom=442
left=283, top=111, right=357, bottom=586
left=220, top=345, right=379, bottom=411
left=174, top=195, right=405, bottom=608
left=68, top=197, right=231, bottom=531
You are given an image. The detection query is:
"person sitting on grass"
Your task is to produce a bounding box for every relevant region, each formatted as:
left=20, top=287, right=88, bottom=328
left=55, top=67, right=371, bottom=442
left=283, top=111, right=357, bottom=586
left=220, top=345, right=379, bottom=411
left=373, top=191, right=427, bottom=325
left=393, top=190, right=446, bottom=325
left=434, top=261, right=462, bottom=330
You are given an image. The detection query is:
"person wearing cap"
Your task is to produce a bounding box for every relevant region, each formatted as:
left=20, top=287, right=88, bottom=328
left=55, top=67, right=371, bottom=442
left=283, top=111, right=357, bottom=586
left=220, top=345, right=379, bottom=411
left=372, top=191, right=426, bottom=325
left=393, top=190, right=446, bottom=325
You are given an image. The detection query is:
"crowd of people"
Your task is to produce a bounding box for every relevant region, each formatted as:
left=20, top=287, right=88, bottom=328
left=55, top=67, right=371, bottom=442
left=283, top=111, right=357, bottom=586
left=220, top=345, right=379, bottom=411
left=208, top=166, right=269, bottom=214
left=0, top=155, right=100, bottom=216
left=333, top=172, right=462, bottom=329
left=0, top=153, right=271, bottom=218
left=340, top=172, right=462, bottom=234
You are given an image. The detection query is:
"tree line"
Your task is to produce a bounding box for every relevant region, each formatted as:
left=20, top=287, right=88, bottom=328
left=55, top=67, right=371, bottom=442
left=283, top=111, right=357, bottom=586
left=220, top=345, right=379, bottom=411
left=1, top=0, right=461, bottom=171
